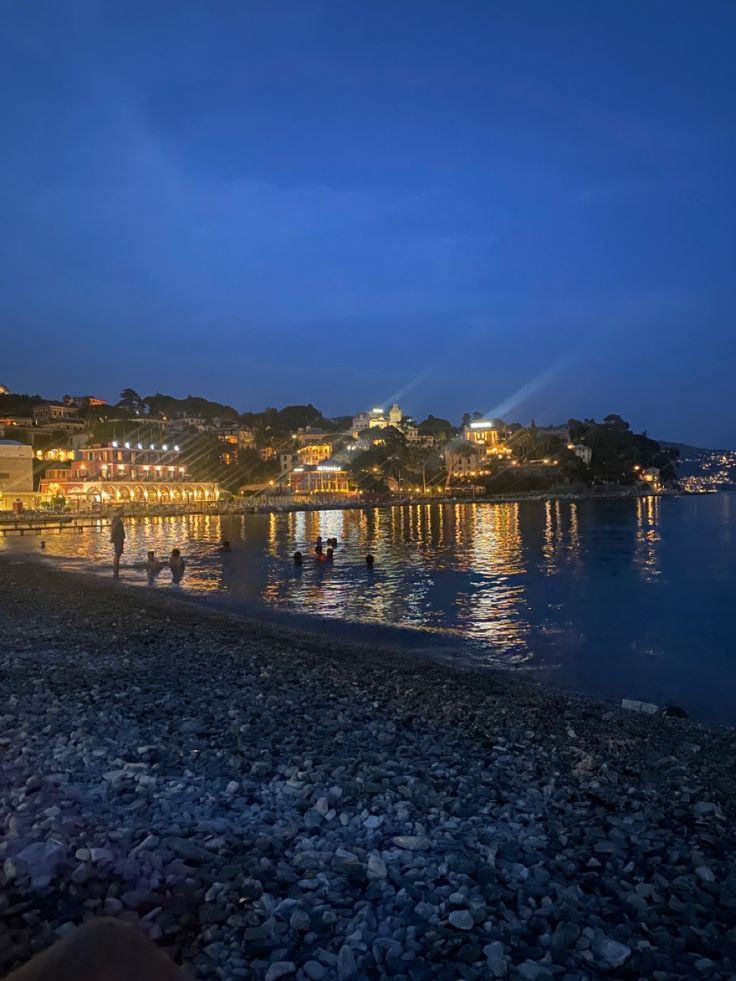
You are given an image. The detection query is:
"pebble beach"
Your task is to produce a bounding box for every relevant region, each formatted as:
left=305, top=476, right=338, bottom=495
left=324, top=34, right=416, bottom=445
left=1, top=560, right=735, bottom=980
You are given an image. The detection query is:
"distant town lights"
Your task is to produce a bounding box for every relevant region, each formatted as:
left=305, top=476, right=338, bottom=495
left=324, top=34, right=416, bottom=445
left=469, top=421, right=495, bottom=430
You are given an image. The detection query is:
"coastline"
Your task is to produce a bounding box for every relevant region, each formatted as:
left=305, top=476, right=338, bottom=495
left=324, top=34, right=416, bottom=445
left=0, top=484, right=676, bottom=527
left=1, top=561, right=735, bottom=979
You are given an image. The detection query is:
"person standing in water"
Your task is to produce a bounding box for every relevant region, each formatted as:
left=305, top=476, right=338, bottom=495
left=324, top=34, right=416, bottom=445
left=145, top=550, right=163, bottom=585
left=110, top=510, right=125, bottom=578
left=169, top=548, right=186, bottom=584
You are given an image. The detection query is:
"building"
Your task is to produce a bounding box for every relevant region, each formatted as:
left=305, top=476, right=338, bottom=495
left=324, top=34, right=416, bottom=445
left=463, top=420, right=511, bottom=458
left=38, top=441, right=219, bottom=504
left=388, top=403, right=403, bottom=426
left=640, top=467, right=662, bottom=489
left=0, top=440, right=34, bottom=508
left=297, top=442, right=333, bottom=466
left=33, top=403, right=81, bottom=427
left=289, top=463, right=356, bottom=497
left=279, top=452, right=299, bottom=475
left=238, top=428, right=256, bottom=450
left=63, top=395, right=108, bottom=408
left=444, top=445, right=481, bottom=477
left=568, top=443, right=592, bottom=466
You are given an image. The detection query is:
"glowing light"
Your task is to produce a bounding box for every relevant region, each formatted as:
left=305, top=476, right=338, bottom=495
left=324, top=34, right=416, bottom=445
left=469, top=421, right=495, bottom=430
left=112, top=441, right=118, bottom=448
left=163, top=444, right=168, bottom=451
left=124, top=442, right=130, bottom=449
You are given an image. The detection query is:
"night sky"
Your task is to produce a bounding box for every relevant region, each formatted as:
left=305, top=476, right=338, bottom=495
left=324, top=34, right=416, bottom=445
left=1, top=1, right=735, bottom=446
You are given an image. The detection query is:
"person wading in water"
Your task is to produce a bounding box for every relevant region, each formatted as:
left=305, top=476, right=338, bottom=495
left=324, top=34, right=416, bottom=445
left=110, top=510, right=125, bottom=578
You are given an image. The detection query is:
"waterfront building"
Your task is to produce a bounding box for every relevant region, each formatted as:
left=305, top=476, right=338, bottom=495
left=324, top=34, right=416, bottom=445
left=0, top=440, right=34, bottom=508
left=38, top=442, right=219, bottom=504
left=289, top=463, right=356, bottom=497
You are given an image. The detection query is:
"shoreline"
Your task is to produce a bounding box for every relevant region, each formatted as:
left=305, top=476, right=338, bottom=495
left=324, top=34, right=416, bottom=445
left=0, top=485, right=682, bottom=526
left=1, top=562, right=735, bottom=979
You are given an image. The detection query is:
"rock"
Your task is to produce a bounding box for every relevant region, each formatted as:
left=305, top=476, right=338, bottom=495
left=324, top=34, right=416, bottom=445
left=695, top=865, right=715, bottom=883
left=621, top=698, right=658, bottom=714
left=517, top=963, right=552, bottom=981
left=162, top=836, right=213, bottom=864
left=367, top=852, right=387, bottom=879
left=391, top=835, right=431, bottom=850
left=90, top=847, right=113, bottom=863
left=448, top=910, right=474, bottom=930
left=303, top=961, right=327, bottom=980
left=289, top=909, right=311, bottom=931
left=265, top=962, right=295, bottom=981
left=662, top=705, right=688, bottom=718
left=337, top=944, right=357, bottom=979
left=240, top=878, right=263, bottom=901
left=364, top=815, right=383, bottom=829
left=693, top=802, right=718, bottom=818
left=484, top=941, right=508, bottom=977
left=15, top=840, right=67, bottom=889
left=594, top=934, right=632, bottom=969
left=551, top=921, right=580, bottom=950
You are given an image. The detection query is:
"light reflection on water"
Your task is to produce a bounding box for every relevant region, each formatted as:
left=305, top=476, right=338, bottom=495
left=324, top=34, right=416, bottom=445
left=3, top=494, right=736, bottom=723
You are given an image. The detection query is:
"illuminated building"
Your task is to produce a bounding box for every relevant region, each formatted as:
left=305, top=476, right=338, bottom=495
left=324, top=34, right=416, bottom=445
left=640, top=467, right=662, bottom=489
left=463, top=420, right=511, bottom=458
left=297, top=442, right=333, bottom=465
left=388, top=403, right=403, bottom=426
left=63, top=395, right=108, bottom=408
left=259, top=446, right=275, bottom=461
left=0, top=440, right=34, bottom=508
left=289, top=464, right=356, bottom=496
left=238, top=428, right=256, bottom=449
left=38, top=442, right=219, bottom=504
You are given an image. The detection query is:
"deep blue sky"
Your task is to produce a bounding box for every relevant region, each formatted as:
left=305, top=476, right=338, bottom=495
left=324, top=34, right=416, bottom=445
left=1, top=1, right=735, bottom=445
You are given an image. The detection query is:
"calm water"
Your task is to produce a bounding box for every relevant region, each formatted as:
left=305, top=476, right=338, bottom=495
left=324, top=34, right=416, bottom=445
left=3, top=494, right=735, bottom=724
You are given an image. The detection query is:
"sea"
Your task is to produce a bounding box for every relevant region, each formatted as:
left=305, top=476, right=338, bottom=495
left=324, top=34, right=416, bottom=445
left=3, top=493, right=734, bottom=725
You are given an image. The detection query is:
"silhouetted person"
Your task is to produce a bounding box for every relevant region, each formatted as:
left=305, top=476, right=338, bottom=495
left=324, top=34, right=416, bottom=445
left=293, top=551, right=303, bottom=566
left=219, top=540, right=232, bottom=553
left=366, top=553, right=375, bottom=569
left=314, top=544, right=327, bottom=563
left=169, top=548, right=186, bottom=584
left=110, top=511, right=125, bottom=578
left=326, top=547, right=334, bottom=562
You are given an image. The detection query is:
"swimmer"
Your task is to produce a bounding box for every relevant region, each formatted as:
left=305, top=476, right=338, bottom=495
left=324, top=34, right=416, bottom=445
left=365, top=553, right=375, bottom=569
left=326, top=547, right=334, bottom=562
left=293, top=550, right=303, bottom=566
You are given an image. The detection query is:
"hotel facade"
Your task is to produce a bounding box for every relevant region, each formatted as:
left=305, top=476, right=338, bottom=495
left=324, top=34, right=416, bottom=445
left=39, top=441, right=219, bottom=504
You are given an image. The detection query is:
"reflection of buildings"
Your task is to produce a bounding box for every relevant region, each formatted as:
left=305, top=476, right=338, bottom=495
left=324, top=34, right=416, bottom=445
left=38, top=442, right=219, bottom=503
left=289, top=464, right=356, bottom=496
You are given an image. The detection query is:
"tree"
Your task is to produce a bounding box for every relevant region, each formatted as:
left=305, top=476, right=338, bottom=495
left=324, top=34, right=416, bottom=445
left=117, top=388, right=147, bottom=417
